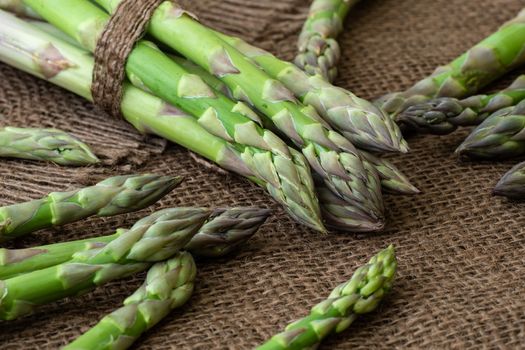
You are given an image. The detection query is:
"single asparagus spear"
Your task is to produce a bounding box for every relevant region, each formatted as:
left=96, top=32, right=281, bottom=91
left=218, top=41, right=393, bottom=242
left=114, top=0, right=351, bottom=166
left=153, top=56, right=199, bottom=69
left=218, top=32, right=408, bottom=155
left=0, top=208, right=212, bottom=320
left=257, top=245, right=397, bottom=350
left=0, top=207, right=270, bottom=280
left=456, top=100, right=525, bottom=159
left=377, top=8, right=525, bottom=119
left=93, top=0, right=385, bottom=219
left=295, top=0, right=360, bottom=82
left=494, top=161, right=525, bottom=199
left=0, top=174, right=180, bottom=242
left=0, top=10, right=324, bottom=232
left=0, top=126, right=99, bottom=165
left=171, top=55, right=417, bottom=195
left=397, top=75, right=525, bottom=135
left=63, top=252, right=196, bottom=350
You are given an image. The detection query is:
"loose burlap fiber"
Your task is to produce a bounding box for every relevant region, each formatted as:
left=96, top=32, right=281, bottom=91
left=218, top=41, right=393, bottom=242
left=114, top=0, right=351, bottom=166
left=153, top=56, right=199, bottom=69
left=1, top=0, right=524, bottom=348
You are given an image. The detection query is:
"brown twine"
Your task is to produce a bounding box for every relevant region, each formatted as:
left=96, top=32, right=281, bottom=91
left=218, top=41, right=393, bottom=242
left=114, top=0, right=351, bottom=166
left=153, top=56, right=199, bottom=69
left=91, top=0, right=166, bottom=118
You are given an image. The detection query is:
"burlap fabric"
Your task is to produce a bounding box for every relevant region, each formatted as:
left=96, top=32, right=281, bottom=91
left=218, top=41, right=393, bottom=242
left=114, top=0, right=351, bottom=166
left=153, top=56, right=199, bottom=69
left=0, top=0, right=524, bottom=348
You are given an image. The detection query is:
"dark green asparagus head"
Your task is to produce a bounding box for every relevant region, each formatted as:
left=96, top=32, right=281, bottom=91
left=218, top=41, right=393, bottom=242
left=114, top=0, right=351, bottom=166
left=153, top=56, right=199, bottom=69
left=456, top=101, right=525, bottom=159
left=184, top=207, right=271, bottom=257
left=494, top=161, right=525, bottom=199
left=317, top=186, right=385, bottom=232
left=396, top=97, right=467, bottom=135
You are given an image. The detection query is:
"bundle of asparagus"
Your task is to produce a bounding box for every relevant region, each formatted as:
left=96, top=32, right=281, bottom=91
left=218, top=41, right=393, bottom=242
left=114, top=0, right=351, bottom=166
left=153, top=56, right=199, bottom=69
left=0, top=126, right=99, bottom=165
left=377, top=8, right=525, bottom=126
left=0, top=207, right=269, bottom=320
left=0, top=1, right=417, bottom=233
left=257, top=245, right=396, bottom=349
left=295, top=0, right=361, bottom=82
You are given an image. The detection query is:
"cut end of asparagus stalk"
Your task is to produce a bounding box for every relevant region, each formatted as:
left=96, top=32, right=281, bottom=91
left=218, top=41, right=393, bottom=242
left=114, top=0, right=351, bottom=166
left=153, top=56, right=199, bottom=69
left=493, top=162, right=525, bottom=200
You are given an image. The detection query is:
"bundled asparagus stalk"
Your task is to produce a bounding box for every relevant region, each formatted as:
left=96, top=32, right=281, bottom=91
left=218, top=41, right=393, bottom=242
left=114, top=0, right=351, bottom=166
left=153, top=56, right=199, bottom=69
left=295, top=0, right=361, bottom=82
left=0, top=10, right=325, bottom=232
left=494, top=161, right=525, bottom=199
left=216, top=33, right=407, bottom=155
left=456, top=100, right=525, bottom=159
left=397, top=75, right=525, bottom=135
left=377, top=8, right=525, bottom=121
left=92, top=0, right=385, bottom=220
left=0, top=208, right=219, bottom=320
left=172, top=56, right=418, bottom=196
left=257, top=245, right=397, bottom=350
left=0, top=174, right=180, bottom=242
left=0, top=207, right=270, bottom=280
left=63, top=252, right=196, bottom=350
left=0, top=126, right=99, bottom=165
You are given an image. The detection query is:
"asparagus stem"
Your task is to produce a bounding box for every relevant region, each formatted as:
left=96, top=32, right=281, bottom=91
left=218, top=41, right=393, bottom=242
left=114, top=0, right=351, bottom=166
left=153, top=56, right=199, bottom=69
left=377, top=8, right=525, bottom=119
left=0, top=207, right=270, bottom=280
left=0, top=208, right=215, bottom=320
left=257, top=245, right=396, bottom=350
left=456, top=100, right=525, bottom=159
left=397, top=75, right=525, bottom=135
left=0, top=9, right=325, bottom=232
left=63, top=252, right=196, bottom=350
left=0, top=126, right=99, bottom=165
left=94, top=0, right=385, bottom=220
left=494, top=161, right=525, bottom=199
left=295, top=0, right=361, bottom=82
left=0, top=174, right=181, bottom=242
left=217, top=32, right=408, bottom=155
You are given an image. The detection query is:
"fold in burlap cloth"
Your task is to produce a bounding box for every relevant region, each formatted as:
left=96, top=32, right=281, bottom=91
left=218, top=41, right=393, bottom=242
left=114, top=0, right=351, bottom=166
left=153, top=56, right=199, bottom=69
left=0, top=0, right=524, bottom=348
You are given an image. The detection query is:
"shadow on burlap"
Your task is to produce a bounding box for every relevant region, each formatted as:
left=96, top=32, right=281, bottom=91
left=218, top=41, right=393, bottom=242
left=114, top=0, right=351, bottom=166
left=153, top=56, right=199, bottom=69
left=1, top=0, right=524, bottom=348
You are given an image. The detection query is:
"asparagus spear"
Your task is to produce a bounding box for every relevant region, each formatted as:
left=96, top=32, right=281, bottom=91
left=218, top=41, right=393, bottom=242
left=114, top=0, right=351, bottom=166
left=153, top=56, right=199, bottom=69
left=0, top=207, right=270, bottom=280
left=257, top=245, right=396, bottom=350
left=171, top=55, right=417, bottom=195
left=0, top=174, right=180, bottom=242
left=93, top=0, right=385, bottom=219
left=494, top=161, right=525, bottom=199
left=0, top=0, right=38, bottom=18
left=218, top=33, right=407, bottom=155
left=295, top=0, right=360, bottom=82
left=456, top=100, right=525, bottom=159
left=63, top=252, right=196, bottom=350
left=397, top=75, right=525, bottom=135
left=377, top=8, right=525, bottom=119
left=0, top=10, right=324, bottom=232
left=0, top=126, right=99, bottom=165
left=0, top=208, right=212, bottom=320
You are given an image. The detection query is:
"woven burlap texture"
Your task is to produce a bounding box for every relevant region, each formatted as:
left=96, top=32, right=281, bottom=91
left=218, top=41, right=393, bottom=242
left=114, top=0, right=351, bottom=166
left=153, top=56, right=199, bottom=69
left=1, top=0, right=524, bottom=348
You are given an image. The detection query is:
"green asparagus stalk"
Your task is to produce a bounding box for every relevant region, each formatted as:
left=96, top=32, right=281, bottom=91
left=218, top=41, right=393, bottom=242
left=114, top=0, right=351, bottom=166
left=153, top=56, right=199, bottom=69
left=257, top=245, right=396, bottom=350
left=0, top=10, right=324, bottom=232
left=0, top=126, right=99, bottom=165
left=0, top=208, right=213, bottom=320
left=171, top=55, right=417, bottom=195
left=377, top=8, right=525, bottom=119
left=0, top=207, right=270, bottom=280
left=494, top=161, right=525, bottom=199
left=93, top=0, right=385, bottom=219
left=295, top=0, right=360, bottom=82
left=218, top=33, right=408, bottom=155
left=456, top=100, right=525, bottom=159
left=63, top=252, right=196, bottom=350
left=0, top=174, right=180, bottom=242
left=397, top=75, right=525, bottom=135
